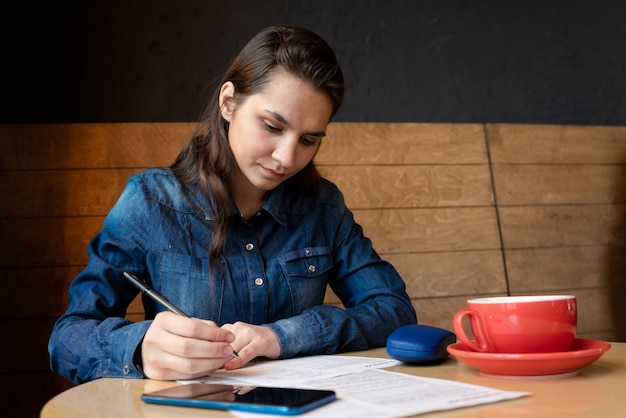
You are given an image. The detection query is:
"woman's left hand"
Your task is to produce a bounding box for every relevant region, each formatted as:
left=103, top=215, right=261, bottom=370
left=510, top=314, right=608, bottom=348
left=220, top=322, right=281, bottom=370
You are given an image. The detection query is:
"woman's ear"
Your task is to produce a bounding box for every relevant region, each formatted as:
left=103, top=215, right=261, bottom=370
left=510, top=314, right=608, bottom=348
left=219, top=81, right=236, bottom=122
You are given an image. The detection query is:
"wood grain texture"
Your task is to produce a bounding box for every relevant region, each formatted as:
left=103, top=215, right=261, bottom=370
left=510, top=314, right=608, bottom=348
left=323, top=250, right=506, bottom=304
left=0, top=169, right=140, bottom=218
left=0, top=123, right=195, bottom=170
left=354, top=207, right=501, bottom=254
left=318, top=123, right=487, bottom=165
left=487, top=124, right=626, bottom=164
left=499, top=204, right=626, bottom=249
left=493, top=165, right=626, bottom=205
left=321, top=165, right=493, bottom=209
left=412, top=294, right=505, bottom=334
left=489, top=123, right=626, bottom=344
left=385, top=250, right=507, bottom=298
left=505, top=246, right=626, bottom=292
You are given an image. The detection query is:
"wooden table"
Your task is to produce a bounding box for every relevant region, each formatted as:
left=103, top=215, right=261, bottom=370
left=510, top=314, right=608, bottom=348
left=41, top=343, right=625, bottom=417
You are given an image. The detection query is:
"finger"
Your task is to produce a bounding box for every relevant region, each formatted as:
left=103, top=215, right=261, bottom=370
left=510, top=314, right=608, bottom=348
left=222, top=342, right=254, bottom=370
left=158, top=312, right=235, bottom=344
left=147, top=315, right=236, bottom=360
left=164, top=354, right=232, bottom=377
left=159, top=332, right=236, bottom=360
left=144, top=350, right=232, bottom=380
left=223, top=357, right=242, bottom=370
left=198, top=319, right=219, bottom=327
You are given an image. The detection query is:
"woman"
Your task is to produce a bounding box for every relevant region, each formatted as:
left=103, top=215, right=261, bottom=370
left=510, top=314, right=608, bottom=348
left=49, top=24, right=416, bottom=384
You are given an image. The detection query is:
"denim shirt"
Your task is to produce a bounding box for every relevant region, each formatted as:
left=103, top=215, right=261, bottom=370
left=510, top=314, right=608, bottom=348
left=48, top=168, right=416, bottom=384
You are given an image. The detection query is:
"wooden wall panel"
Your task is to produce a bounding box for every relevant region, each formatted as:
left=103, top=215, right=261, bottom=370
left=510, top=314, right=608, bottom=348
left=0, top=132, right=16, bottom=169
left=354, top=207, right=501, bottom=254
left=317, top=123, right=499, bottom=336
left=0, top=169, right=139, bottom=218
left=0, top=267, right=80, bottom=318
left=0, top=266, right=144, bottom=319
left=487, top=124, right=626, bottom=164
left=385, top=251, right=507, bottom=298
left=321, top=165, right=493, bottom=209
left=319, top=123, right=487, bottom=164
left=125, top=313, right=145, bottom=323
left=322, top=251, right=506, bottom=303
left=505, top=247, right=625, bottom=292
left=0, top=217, right=103, bottom=267
left=412, top=295, right=506, bottom=334
left=0, top=123, right=194, bottom=170
left=499, top=205, right=626, bottom=249
left=488, top=123, right=626, bottom=343
left=493, top=165, right=626, bottom=205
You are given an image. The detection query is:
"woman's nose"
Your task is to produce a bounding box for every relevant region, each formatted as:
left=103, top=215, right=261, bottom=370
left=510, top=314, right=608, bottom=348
left=272, top=137, right=298, bottom=168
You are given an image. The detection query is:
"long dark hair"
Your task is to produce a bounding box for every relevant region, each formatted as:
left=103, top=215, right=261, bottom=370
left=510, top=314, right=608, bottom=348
left=171, top=25, right=345, bottom=269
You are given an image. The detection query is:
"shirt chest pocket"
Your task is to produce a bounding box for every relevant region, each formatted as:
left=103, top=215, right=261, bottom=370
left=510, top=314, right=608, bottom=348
left=278, top=246, right=334, bottom=311
left=279, top=246, right=334, bottom=277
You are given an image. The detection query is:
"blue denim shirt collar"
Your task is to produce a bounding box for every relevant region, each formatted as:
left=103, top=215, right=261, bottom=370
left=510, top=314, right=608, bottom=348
left=183, top=178, right=292, bottom=226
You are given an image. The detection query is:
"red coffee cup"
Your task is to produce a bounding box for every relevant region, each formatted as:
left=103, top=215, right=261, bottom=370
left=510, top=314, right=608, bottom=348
left=453, top=295, right=577, bottom=353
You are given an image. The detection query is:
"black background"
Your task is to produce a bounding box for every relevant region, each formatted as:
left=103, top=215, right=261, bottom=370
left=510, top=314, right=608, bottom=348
left=4, top=0, right=625, bottom=124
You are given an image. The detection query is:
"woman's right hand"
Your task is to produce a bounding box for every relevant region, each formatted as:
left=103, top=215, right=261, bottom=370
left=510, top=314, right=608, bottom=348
left=141, top=311, right=237, bottom=380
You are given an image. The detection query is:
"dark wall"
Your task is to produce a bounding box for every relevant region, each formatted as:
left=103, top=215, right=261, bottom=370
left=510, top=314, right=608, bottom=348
left=4, top=0, right=626, bottom=124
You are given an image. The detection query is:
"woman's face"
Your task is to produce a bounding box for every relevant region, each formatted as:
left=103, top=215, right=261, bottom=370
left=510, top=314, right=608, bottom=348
left=219, top=70, right=333, bottom=196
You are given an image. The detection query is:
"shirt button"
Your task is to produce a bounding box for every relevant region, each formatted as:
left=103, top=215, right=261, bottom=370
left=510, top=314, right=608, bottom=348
left=245, top=243, right=254, bottom=251
left=254, top=278, right=264, bottom=286
left=305, top=248, right=311, bottom=255
left=308, top=265, right=316, bottom=273
left=123, top=365, right=130, bottom=375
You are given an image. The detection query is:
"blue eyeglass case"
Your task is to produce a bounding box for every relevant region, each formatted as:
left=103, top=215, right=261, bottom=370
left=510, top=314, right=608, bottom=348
left=386, top=324, right=457, bottom=364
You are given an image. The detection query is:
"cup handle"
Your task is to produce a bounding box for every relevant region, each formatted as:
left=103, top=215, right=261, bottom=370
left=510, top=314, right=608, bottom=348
left=453, top=309, right=490, bottom=352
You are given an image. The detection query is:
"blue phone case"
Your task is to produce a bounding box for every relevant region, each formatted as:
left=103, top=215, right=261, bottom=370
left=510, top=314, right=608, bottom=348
left=142, top=384, right=336, bottom=415
left=386, top=324, right=457, bottom=363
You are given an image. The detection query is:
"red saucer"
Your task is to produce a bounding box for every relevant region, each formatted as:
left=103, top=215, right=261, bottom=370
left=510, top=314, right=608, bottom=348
left=447, top=338, right=611, bottom=378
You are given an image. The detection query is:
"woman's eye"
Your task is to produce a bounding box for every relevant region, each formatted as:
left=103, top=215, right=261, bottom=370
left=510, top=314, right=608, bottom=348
left=301, top=137, right=318, bottom=147
left=263, top=121, right=281, bottom=133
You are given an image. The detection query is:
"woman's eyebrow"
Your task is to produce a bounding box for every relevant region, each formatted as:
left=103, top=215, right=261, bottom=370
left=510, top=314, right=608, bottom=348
left=264, top=109, right=289, bottom=125
left=264, top=109, right=327, bottom=137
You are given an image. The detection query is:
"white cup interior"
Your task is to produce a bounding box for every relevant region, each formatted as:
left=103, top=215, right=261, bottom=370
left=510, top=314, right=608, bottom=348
left=468, top=295, right=575, bottom=304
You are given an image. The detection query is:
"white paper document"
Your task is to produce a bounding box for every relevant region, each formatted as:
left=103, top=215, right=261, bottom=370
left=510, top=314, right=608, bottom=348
left=180, top=355, right=530, bottom=417
left=301, top=368, right=529, bottom=417
left=185, top=355, right=401, bottom=387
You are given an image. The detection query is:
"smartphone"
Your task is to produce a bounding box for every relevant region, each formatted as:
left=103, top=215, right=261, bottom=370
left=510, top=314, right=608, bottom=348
left=141, top=383, right=336, bottom=415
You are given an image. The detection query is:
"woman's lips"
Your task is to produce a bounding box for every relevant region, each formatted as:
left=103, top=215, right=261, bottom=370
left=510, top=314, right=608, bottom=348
left=262, top=166, right=286, bottom=180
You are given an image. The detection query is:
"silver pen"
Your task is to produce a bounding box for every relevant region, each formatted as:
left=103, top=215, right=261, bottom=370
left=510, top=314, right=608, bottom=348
left=123, top=271, right=241, bottom=360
